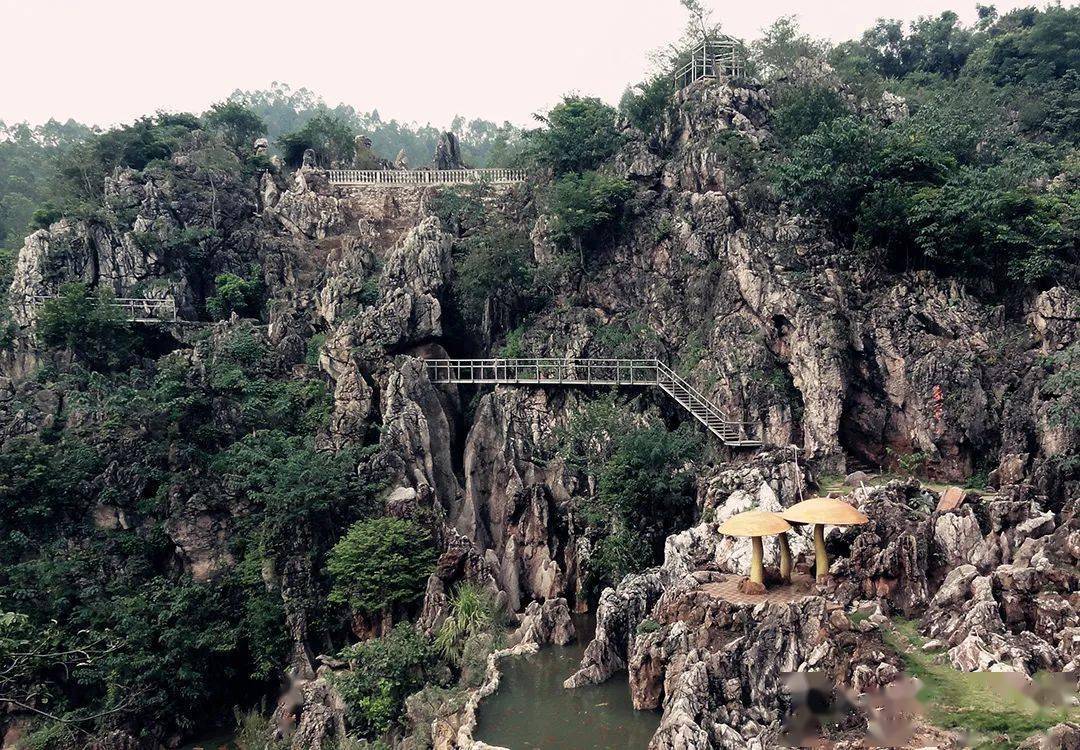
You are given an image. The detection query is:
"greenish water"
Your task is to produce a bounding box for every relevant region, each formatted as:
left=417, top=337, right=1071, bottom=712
left=475, top=615, right=660, bottom=749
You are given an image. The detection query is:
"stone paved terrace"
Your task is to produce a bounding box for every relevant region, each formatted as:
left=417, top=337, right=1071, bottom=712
left=699, top=573, right=817, bottom=605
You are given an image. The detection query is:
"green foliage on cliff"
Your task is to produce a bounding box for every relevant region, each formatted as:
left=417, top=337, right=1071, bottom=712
left=619, top=74, right=674, bottom=134
left=204, top=101, right=267, bottom=155
left=278, top=112, right=357, bottom=167
left=0, top=322, right=377, bottom=741
left=766, top=6, right=1080, bottom=293
left=333, top=623, right=436, bottom=738
left=37, top=283, right=137, bottom=370
left=206, top=268, right=264, bottom=320
left=327, top=517, right=437, bottom=619
left=559, top=398, right=702, bottom=593
left=430, top=185, right=545, bottom=343
left=525, top=96, right=624, bottom=175
left=548, top=171, right=634, bottom=257
left=1045, top=342, right=1080, bottom=433
left=57, top=113, right=203, bottom=205
left=434, top=583, right=501, bottom=665
left=770, top=84, right=848, bottom=143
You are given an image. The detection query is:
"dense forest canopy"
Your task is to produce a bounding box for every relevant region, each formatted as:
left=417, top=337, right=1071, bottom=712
left=0, top=3, right=1078, bottom=748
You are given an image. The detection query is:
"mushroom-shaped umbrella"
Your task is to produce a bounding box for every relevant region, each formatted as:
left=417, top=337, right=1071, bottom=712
left=717, top=510, right=792, bottom=586
left=782, top=498, right=869, bottom=582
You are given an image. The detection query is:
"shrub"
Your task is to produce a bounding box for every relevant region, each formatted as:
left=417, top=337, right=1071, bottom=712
left=233, top=705, right=285, bottom=750
left=453, top=226, right=534, bottom=326
left=206, top=269, right=263, bottom=320
left=36, top=282, right=137, bottom=370
left=1044, top=343, right=1080, bottom=431
left=326, top=517, right=437, bottom=620
left=560, top=400, right=703, bottom=594
left=637, top=618, right=661, bottom=635
left=778, top=115, right=882, bottom=235
left=771, top=84, right=849, bottom=142
left=434, top=583, right=500, bottom=665
left=333, top=624, right=434, bottom=738
left=215, top=431, right=377, bottom=560
left=548, top=171, right=633, bottom=261
left=710, top=130, right=762, bottom=184
left=30, top=203, right=63, bottom=230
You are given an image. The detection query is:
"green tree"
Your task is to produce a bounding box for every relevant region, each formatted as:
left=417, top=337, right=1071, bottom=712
left=978, top=5, right=1080, bottom=85
left=526, top=97, right=623, bottom=175
left=453, top=226, right=534, bottom=326
left=751, top=16, right=830, bottom=80
left=206, top=269, right=264, bottom=320
left=326, top=517, right=437, bottom=622
left=214, top=431, right=376, bottom=560
left=560, top=400, right=702, bottom=594
left=778, top=115, right=882, bottom=234
left=278, top=113, right=357, bottom=168
left=619, top=74, right=673, bottom=134
left=771, top=84, right=849, bottom=143
left=204, top=101, right=267, bottom=155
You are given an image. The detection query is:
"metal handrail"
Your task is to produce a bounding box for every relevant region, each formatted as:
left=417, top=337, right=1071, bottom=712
left=426, top=357, right=760, bottom=446
left=655, top=361, right=754, bottom=428
left=29, top=295, right=177, bottom=321
left=674, top=38, right=746, bottom=89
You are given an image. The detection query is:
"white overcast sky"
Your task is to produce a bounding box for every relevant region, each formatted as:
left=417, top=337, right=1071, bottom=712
left=0, top=0, right=1051, bottom=129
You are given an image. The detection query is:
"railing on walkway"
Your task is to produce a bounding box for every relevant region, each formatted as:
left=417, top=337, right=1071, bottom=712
left=31, top=295, right=177, bottom=323
left=674, top=38, right=746, bottom=89
left=326, top=168, right=528, bottom=186
left=426, top=358, right=761, bottom=448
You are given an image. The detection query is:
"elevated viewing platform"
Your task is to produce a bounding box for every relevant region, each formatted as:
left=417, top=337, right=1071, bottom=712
left=426, top=358, right=761, bottom=448
left=674, top=37, right=746, bottom=89
left=30, top=295, right=177, bottom=323
left=327, top=168, right=528, bottom=187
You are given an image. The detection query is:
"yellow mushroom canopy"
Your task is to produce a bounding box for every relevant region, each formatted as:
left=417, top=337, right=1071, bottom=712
left=782, top=497, right=869, bottom=527
left=717, top=510, right=792, bottom=537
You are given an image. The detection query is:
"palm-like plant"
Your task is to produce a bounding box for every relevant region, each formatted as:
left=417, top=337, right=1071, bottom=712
left=434, top=583, right=498, bottom=664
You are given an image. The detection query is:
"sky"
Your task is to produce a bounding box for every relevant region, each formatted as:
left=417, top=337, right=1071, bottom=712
left=0, top=0, right=1048, bottom=130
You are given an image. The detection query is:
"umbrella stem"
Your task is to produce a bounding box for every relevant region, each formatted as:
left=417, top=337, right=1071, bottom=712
left=750, top=536, right=764, bottom=585
left=814, top=523, right=828, bottom=582
left=778, top=532, right=792, bottom=582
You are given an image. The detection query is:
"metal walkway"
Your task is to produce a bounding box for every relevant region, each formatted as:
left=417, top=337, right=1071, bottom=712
left=426, top=358, right=761, bottom=448
left=31, top=295, right=176, bottom=323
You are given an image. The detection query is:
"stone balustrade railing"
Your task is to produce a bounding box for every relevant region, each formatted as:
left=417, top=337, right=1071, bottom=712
left=326, top=168, right=528, bottom=186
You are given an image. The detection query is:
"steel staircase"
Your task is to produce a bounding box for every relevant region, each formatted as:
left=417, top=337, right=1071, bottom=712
left=426, top=358, right=762, bottom=448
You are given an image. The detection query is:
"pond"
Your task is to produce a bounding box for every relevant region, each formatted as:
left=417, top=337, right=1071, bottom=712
left=474, top=614, right=660, bottom=750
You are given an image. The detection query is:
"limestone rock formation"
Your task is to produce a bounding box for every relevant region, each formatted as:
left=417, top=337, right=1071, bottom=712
left=433, top=131, right=466, bottom=170
left=3, top=66, right=1077, bottom=750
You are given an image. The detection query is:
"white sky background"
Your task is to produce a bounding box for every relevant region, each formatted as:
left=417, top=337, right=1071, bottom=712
left=0, top=0, right=1050, bottom=129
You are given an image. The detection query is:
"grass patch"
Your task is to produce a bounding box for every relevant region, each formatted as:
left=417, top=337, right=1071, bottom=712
left=848, top=610, right=871, bottom=627
left=884, top=619, right=1078, bottom=749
